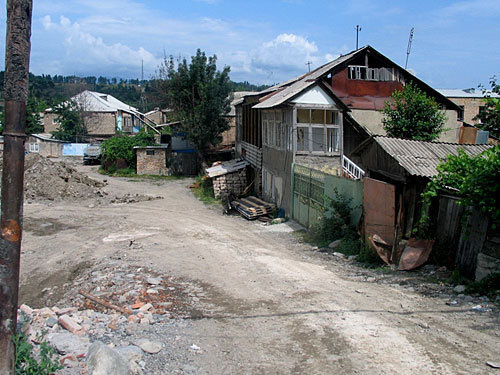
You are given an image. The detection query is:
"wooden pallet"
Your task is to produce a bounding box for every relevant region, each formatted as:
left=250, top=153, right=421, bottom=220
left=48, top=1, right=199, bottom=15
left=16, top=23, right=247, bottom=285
left=232, top=196, right=276, bottom=220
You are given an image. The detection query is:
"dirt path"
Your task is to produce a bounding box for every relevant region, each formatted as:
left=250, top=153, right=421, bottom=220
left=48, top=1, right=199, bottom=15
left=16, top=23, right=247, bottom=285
left=20, top=163, right=500, bottom=374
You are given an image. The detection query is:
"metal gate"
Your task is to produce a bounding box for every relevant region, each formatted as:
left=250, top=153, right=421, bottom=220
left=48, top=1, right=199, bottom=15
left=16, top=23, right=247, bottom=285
left=291, top=164, right=326, bottom=228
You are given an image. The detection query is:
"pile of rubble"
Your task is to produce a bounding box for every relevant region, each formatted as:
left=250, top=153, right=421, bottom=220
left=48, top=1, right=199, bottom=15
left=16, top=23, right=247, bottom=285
left=20, top=154, right=108, bottom=201
left=17, top=263, right=196, bottom=374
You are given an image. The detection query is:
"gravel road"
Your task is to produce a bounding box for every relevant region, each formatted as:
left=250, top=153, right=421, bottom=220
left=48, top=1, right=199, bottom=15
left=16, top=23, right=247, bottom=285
left=19, top=161, right=500, bottom=374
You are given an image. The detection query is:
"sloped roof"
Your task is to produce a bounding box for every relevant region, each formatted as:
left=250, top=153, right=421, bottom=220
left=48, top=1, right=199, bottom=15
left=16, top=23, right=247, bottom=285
left=252, top=45, right=458, bottom=111
left=73, top=91, right=139, bottom=113
left=372, top=136, right=491, bottom=178
left=47, top=90, right=139, bottom=114
left=437, top=88, right=500, bottom=99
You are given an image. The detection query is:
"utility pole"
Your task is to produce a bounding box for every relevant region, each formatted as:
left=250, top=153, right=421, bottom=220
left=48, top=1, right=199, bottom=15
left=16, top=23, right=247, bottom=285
left=405, top=27, right=414, bottom=70
left=305, top=61, right=312, bottom=72
left=355, top=25, right=362, bottom=49
left=0, top=1, right=33, bottom=374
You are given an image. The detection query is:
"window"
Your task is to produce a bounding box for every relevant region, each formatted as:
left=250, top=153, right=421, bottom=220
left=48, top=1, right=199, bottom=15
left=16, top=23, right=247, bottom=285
left=348, top=65, right=403, bottom=82
left=295, top=109, right=341, bottom=154
left=29, top=143, right=39, bottom=153
left=262, top=110, right=292, bottom=150
left=457, top=105, right=465, bottom=121
left=146, top=150, right=155, bottom=156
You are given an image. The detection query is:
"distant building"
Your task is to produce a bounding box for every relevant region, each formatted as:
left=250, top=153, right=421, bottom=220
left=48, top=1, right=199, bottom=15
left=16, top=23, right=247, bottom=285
left=437, top=88, right=500, bottom=125
left=44, top=91, right=158, bottom=142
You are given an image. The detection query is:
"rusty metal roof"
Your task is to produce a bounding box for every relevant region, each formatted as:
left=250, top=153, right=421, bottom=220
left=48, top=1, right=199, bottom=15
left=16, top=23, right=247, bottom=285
left=374, top=136, right=492, bottom=177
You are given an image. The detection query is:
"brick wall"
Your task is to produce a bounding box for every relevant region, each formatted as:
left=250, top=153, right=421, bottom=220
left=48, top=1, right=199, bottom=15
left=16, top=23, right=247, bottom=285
left=136, top=149, right=168, bottom=175
left=212, top=168, right=246, bottom=198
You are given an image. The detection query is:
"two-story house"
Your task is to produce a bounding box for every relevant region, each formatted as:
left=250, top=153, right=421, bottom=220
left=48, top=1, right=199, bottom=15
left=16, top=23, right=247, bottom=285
left=235, top=45, right=460, bottom=214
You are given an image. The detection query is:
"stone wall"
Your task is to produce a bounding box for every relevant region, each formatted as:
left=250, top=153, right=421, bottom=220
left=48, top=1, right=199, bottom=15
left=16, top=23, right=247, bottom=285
left=136, top=149, right=167, bottom=175
left=212, top=168, right=246, bottom=198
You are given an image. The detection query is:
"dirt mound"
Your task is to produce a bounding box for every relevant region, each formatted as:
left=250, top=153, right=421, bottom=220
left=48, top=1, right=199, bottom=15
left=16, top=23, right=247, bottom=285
left=1, top=154, right=108, bottom=201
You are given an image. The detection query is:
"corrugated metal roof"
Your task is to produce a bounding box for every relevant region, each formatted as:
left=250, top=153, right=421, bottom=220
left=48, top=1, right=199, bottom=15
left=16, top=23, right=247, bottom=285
left=47, top=90, right=140, bottom=114
left=374, top=136, right=492, bottom=177
left=437, top=89, right=500, bottom=99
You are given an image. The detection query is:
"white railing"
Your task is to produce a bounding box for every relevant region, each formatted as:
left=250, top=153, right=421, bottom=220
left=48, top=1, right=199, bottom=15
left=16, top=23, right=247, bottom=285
left=342, top=155, right=365, bottom=180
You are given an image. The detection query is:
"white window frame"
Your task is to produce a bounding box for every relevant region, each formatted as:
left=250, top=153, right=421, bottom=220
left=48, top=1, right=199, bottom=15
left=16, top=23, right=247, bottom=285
left=29, top=143, right=39, bottom=153
left=293, top=107, right=342, bottom=156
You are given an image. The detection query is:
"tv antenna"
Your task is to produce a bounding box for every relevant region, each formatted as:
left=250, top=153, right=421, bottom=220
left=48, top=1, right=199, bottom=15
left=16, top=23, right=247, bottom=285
left=405, top=27, right=414, bottom=70
left=355, top=25, right=362, bottom=49
left=306, top=61, right=312, bottom=72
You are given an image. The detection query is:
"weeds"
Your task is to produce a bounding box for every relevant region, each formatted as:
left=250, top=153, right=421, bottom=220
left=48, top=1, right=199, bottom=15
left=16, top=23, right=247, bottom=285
left=191, top=175, right=219, bottom=204
left=98, top=166, right=183, bottom=180
left=13, top=331, right=62, bottom=374
left=465, top=272, right=500, bottom=299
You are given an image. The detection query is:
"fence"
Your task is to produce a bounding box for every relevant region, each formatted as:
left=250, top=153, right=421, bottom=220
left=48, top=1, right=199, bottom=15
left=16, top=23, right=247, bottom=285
left=291, top=163, right=363, bottom=229
left=62, top=143, right=90, bottom=156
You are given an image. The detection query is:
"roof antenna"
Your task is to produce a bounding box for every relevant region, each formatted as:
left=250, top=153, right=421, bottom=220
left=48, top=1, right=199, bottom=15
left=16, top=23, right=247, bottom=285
left=306, top=61, right=312, bottom=72
left=405, top=27, right=414, bottom=70
left=355, top=25, right=362, bottom=49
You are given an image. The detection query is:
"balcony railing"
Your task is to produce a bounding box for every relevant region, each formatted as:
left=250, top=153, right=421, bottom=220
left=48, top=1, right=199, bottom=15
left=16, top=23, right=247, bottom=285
left=342, top=155, right=365, bottom=180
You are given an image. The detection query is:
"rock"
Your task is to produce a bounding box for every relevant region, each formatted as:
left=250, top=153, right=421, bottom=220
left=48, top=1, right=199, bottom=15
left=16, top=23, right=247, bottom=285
left=146, top=277, right=162, bottom=285
left=333, top=252, right=346, bottom=259
left=87, top=342, right=130, bottom=375
left=328, top=240, right=341, bottom=249
left=146, top=288, right=158, bottom=294
left=46, top=316, right=58, bottom=328
left=453, top=285, right=466, bottom=293
left=58, top=314, right=83, bottom=334
left=464, top=295, right=474, bottom=303
left=134, top=339, right=162, bottom=354
left=19, top=304, right=34, bottom=316
left=348, top=255, right=357, bottom=261
left=131, top=302, right=145, bottom=309
left=46, top=332, right=90, bottom=356
left=190, top=344, right=201, bottom=351
left=115, top=345, right=143, bottom=362
left=270, top=218, right=285, bottom=224
left=59, top=353, right=79, bottom=368
left=138, top=303, right=153, bottom=312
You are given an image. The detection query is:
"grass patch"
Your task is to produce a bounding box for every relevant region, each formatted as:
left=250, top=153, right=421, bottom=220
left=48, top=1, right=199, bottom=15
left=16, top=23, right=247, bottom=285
left=98, top=166, right=184, bottom=180
left=191, top=175, right=220, bottom=205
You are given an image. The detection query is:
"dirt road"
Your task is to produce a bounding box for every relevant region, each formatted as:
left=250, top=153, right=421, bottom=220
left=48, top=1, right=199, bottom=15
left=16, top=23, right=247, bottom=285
left=20, top=162, right=500, bottom=374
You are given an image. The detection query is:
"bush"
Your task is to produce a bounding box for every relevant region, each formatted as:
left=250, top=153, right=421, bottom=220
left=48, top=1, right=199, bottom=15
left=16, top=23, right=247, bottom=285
left=192, top=175, right=218, bottom=204
left=310, top=189, right=357, bottom=248
left=465, top=272, right=500, bottom=299
left=13, top=331, right=62, bottom=374
left=100, top=130, right=156, bottom=171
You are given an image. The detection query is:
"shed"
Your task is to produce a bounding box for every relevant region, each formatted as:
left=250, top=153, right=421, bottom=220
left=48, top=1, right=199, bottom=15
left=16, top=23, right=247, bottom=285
left=26, top=133, right=67, bottom=157
left=135, top=146, right=169, bottom=176
left=350, top=136, right=491, bottom=240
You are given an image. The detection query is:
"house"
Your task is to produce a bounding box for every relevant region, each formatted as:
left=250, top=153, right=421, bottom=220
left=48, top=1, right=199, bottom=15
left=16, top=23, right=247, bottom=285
left=144, top=108, right=171, bottom=126
left=437, top=88, right=499, bottom=144
left=44, top=91, right=159, bottom=142
left=235, top=45, right=460, bottom=213
left=222, top=92, right=256, bottom=149
left=25, top=133, right=67, bottom=157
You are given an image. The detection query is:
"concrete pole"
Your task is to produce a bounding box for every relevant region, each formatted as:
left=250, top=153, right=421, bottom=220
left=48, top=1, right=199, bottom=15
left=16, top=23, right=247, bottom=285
left=0, top=0, right=32, bottom=373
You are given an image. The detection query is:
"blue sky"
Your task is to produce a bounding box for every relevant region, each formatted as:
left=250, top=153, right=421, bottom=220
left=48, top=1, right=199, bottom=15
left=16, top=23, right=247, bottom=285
left=1, top=0, right=499, bottom=88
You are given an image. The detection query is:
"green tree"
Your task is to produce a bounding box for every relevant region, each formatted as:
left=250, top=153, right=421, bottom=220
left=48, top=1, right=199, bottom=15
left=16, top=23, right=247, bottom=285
left=51, top=100, right=87, bottom=142
left=25, top=96, right=45, bottom=135
left=474, top=76, right=500, bottom=138
left=162, top=49, right=232, bottom=165
left=382, top=82, right=447, bottom=141
left=418, top=145, right=500, bottom=234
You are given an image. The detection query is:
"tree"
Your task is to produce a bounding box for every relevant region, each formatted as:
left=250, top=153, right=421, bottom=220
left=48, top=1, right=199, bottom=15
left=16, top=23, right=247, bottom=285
left=418, top=145, right=500, bottom=237
left=162, top=49, right=232, bottom=165
left=474, top=76, right=500, bottom=138
left=51, top=100, right=87, bottom=142
left=382, top=82, right=447, bottom=141
left=25, top=95, right=44, bottom=135
left=100, top=130, right=156, bottom=170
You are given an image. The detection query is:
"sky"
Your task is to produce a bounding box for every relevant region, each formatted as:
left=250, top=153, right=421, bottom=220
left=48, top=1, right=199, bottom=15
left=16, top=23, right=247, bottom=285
left=1, top=0, right=499, bottom=89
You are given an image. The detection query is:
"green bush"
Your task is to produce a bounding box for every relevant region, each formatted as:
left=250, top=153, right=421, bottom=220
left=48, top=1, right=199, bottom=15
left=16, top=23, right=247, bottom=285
left=465, top=272, right=500, bottom=299
left=100, top=130, right=156, bottom=170
left=192, top=175, right=218, bottom=204
left=13, top=332, right=62, bottom=374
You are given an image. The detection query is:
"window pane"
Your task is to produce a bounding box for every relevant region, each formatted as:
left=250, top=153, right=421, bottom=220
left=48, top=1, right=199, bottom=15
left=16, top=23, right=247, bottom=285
left=312, top=127, right=325, bottom=151
left=297, top=127, right=307, bottom=152
left=297, top=109, right=309, bottom=123
left=327, top=128, right=339, bottom=153
left=311, top=109, right=324, bottom=124
left=326, top=111, right=339, bottom=124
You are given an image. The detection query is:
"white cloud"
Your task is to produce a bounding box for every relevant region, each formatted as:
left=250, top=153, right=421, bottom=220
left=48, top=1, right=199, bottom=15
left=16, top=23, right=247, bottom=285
left=252, top=34, right=319, bottom=75
left=37, top=15, right=161, bottom=77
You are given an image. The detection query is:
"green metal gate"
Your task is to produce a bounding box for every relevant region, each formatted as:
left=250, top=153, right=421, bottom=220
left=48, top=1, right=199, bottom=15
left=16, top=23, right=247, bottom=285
left=291, top=164, right=326, bottom=228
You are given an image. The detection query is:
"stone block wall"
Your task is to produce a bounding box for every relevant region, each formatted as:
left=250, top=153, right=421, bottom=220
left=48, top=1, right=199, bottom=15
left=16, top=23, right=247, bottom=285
left=136, top=149, right=167, bottom=175
left=212, top=168, right=246, bottom=198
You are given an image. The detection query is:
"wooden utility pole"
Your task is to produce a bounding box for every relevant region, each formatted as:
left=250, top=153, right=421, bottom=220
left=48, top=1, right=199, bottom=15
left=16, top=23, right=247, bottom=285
left=355, top=25, right=362, bottom=49
left=0, top=0, right=33, bottom=373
